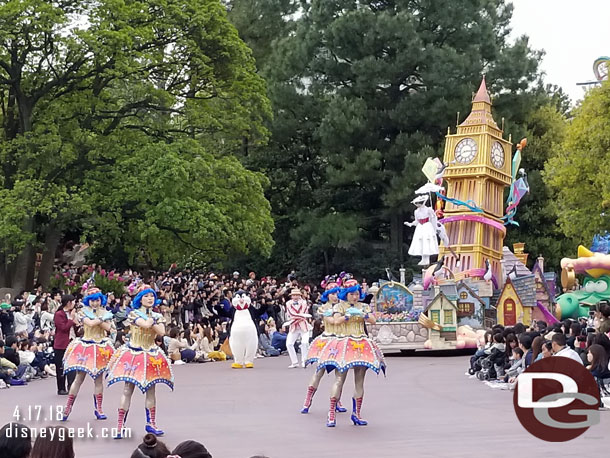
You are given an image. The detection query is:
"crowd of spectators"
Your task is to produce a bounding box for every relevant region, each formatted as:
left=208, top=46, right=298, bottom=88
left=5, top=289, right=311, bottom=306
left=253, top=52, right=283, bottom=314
left=0, top=265, right=320, bottom=390
left=468, top=303, right=610, bottom=407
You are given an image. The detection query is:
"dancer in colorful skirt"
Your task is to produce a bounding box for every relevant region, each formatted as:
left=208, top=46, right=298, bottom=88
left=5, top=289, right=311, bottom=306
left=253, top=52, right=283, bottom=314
left=62, top=287, right=115, bottom=421
left=106, top=284, right=173, bottom=437
left=301, top=276, right=346, bottom=414
left=318, top=278, right=386, bottom=427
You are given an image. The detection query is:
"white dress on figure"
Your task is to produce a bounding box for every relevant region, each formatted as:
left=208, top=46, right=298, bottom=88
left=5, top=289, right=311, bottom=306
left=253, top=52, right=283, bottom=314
left=286, top=298, right=312, bottom=368
left=408, top=205, right=439, bottom=257
left=228, top=293, right=258, bottom=368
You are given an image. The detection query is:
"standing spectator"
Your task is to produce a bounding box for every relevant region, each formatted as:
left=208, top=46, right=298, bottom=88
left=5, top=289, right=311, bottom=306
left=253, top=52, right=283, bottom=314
left=53, top=294, right=77, bottom=395
left=49, top=291, right=62, bottom=313
left=598, top=302, right=610, bottom=334
left=39, top=302, right=54, bottom=333
left=12, top=304, right=30, bottom=336
left=0, top=296, right=13, bottom=339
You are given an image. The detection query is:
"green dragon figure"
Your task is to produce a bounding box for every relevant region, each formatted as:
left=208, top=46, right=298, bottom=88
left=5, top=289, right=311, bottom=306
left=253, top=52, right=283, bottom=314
left=555, top=246, right=610, bottom=320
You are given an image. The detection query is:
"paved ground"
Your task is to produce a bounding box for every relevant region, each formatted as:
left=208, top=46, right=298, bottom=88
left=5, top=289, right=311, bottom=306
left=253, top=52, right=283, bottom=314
left=1, top=353, right=608, bottom=458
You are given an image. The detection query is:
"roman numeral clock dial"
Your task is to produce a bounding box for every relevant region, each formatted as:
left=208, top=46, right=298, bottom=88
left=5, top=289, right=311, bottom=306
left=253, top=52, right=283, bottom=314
left=454, top=138, right=477, bottom=164
left=491, top=141, right=505, bottom=168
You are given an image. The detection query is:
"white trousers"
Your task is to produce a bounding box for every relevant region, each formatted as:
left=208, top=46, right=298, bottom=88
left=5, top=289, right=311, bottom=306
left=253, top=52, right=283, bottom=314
left=286, top=329, right=311, bottom=365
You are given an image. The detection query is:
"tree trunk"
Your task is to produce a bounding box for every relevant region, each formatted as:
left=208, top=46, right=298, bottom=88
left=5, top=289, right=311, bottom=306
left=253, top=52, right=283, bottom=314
left=390, top=213, right=404, bottom=261
left=12, top=217, right=35, bottom=292
left=37, top=223, right=62, bottom=288
left=0, top=254, right=7, bottom=287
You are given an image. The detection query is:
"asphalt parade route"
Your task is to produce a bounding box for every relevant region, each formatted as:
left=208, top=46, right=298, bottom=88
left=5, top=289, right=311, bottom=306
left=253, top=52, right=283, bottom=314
left=0, top=354, right=608, bottom=458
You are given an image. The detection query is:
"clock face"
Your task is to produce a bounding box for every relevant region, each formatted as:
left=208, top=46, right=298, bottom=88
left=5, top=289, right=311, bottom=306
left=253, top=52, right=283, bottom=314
left=491, top=141, right=505, bottom=168
left=454, top=138, right=477, bottom=164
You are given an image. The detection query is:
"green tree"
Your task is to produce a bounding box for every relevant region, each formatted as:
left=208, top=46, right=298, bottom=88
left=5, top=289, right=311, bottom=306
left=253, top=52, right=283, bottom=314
left=0, top=0, right=273, bottom=288
left=545, top=81, right=610, bottom=245
left=505, top=100, right=576, bottom=270
left=235, top=0, right=544, bottom=280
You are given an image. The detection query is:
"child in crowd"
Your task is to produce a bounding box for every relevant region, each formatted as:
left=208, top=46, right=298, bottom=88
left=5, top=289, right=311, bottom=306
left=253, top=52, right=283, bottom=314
left=503, top=347, right=524, bottom=382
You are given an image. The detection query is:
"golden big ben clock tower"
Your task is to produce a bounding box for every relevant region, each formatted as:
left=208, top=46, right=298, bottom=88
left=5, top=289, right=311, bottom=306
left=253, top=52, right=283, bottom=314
left=439, top=77, right=512, bottom=283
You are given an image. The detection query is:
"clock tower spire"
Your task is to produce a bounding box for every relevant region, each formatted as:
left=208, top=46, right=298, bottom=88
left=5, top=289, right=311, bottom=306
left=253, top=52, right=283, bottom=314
left=439, top=77, right=512, bottom=284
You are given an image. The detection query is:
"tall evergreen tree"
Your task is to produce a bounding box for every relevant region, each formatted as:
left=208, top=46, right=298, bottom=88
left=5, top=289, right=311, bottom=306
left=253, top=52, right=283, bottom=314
left=234, top=0, right=548, bottom=280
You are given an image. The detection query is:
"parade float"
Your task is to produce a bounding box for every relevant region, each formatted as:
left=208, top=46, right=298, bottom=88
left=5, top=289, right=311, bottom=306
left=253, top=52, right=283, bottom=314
left=367, top=76, right=559, bottom=352
left=555, top=244, right=610, bottom=320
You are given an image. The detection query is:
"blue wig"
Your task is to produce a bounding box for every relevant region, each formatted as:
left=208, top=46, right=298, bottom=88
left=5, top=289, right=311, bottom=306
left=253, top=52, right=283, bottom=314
left=338, top=284, right=366, bottom=301
left=131, top=288, right=160, bottom=309
left=320, top=287, right=341, bottom=304
left=82, top=291, right=107, bottom=307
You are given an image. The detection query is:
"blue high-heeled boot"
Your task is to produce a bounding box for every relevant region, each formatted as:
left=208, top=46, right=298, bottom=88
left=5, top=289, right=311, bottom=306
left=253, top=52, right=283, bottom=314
left=94, top=394, right=107, bottom=420
left=145, top=407, right=164, bottom=436
left=350, top=397, right=368, bottom=426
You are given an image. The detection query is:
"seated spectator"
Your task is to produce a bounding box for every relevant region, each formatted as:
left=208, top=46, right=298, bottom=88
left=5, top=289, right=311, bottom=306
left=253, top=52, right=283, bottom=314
left=171, top=439, right=213, bottom=458
left=194, top=326, right=226, bottom=361
left=115, top=331, right=127, bottom=348
left=271, top=325, right=288, bottom=352
left=592, top=332, right=610, bottom=356
left=485, top=333, right=506, bottom=378
left=155, top=335, right=167, bottom=354
left=19, top=340, right=55, bottom=378
left=512, top=323, right=526, bottom=336
left=0, top=422, right=31, bottom=458
left=167, top=328, right=197, bottom=364
left=30, top=426, right=74, bottom=458
left=534, top=320, right=547, bottom=334
left=258, top=323, right=280, bottom=357
left=566, top=322, right=582, bottom=350
left=503, top=347, right=524, bottom=381
left=518, top=334, right=533, bottom=368
left=552, top=333, right=583, bottom=363
left=3, top=336, right=20, bottom=366
left=531, top=336, right=544, bottom=363
left=587, top=344, right=610, bottom=378
left=468, top=331, right=492, bottom=374
left=131, top=434, right=170, bottom=458
left=541, top=341, right=553, bottom=359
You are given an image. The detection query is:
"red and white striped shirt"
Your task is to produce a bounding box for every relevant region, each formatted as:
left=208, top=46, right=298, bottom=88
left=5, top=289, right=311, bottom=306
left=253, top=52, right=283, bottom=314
left=286, top=299, right=312, bottom=333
